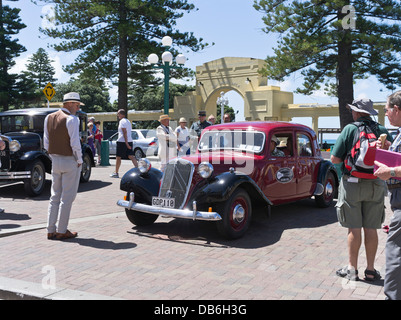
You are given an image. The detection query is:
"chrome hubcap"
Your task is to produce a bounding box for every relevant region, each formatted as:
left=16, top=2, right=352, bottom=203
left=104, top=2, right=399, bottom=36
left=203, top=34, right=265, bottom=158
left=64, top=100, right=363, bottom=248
left=325, top=182, right=333, bottom=197
left=233, top=204, right=245, bottom=223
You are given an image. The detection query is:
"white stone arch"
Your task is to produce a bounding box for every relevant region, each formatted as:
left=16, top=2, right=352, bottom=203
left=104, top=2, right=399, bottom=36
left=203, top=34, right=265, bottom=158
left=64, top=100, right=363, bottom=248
left=173, top=57, right=293, bottom=125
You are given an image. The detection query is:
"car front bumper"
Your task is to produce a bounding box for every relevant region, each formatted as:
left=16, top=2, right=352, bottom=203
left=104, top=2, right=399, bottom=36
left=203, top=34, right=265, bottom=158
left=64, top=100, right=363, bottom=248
left=117, top=192, right=222, bottom=221
left=0, top=171, right=31, bottom=179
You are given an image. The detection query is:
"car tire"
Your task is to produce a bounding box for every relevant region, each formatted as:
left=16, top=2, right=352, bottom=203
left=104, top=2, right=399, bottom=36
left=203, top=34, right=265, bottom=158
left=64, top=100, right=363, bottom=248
left=126, top=209, right=158, bottom=226
left=315, top=171, right=337, bottom=208
left=80, top=153, right=92, bottom=183
left=24, top=159, right=46, bottom=196
left=216, top=188, right=252, bottom=239
left=125, top=192, right=158, bottom=226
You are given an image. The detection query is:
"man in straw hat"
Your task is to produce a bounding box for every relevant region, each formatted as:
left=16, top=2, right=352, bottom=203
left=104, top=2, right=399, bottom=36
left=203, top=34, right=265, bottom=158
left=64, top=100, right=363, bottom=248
left=331, top=98, right=392, bottom=281
left=156, top=114, right=177, bottom=171
left=44, top=92, right=84, bottom=240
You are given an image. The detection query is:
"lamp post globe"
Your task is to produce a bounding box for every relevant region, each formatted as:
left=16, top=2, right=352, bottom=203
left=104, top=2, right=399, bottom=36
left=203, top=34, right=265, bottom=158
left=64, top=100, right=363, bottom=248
left=148, top=53, right=159, bottom=65
left=176, top=54, right=187, bottom=65
left=162, top=51, right=173, bottom=64
left=161, top=36, right=173, bottom=47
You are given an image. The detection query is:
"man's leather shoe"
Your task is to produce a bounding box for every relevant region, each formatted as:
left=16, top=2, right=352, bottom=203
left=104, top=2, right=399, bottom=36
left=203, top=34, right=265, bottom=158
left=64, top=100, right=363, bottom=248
left=47, top=232, right=56, bottom=240
left=55, top=230, right=78, bottom=240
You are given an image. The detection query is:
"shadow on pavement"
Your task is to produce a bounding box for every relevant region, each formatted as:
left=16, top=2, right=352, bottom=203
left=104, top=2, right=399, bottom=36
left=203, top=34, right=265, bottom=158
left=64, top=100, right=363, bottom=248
left=126, top=198, right=338, bottom=249
left=55, top=237, right=137, bottom=250
left=0, top=179, right=112, bottom=200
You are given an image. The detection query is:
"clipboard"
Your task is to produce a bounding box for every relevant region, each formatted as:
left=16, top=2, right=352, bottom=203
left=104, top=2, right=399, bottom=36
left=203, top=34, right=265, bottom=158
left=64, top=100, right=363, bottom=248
left=374, top=148, right=401, bottom=181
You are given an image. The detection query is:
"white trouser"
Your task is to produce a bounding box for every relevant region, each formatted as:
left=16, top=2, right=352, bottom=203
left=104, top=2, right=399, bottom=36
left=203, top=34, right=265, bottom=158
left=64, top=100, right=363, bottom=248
left=47, top=156, right=81, bottom=234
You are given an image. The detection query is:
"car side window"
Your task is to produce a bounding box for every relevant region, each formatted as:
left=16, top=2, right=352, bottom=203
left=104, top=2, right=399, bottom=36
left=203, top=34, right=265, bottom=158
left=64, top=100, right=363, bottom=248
left=297, top=133, right=313, bottom=157
left=271, top=133, right=293, bottom=157
left=132, top=131, right=139, bottom=140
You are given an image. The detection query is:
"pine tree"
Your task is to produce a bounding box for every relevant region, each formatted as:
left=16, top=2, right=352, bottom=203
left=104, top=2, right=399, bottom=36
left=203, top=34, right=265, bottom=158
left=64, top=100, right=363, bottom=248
left=36, top=0, right=209, bottom=113
left=254, top=0, right=401, bottom=128
left=0, top=0, right=27, bottom=111
left=25, top=47, right=57, bottom=89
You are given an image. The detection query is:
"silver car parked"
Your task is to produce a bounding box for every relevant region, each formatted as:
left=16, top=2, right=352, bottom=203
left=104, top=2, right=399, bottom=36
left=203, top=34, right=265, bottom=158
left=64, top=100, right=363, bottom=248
left=108, top=129, right=158, bottom=160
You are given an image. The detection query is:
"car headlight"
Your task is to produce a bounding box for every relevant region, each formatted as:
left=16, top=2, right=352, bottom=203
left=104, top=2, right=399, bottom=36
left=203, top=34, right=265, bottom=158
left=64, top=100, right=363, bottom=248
left=138, top=158, right=151, bottom=174
left=198, top=162, right=214, bottom=179
left=9, top=140, right=21, bottom=152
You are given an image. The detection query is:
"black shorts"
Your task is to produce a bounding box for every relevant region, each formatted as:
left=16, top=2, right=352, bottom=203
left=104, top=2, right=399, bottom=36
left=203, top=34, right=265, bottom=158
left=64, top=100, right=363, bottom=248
left=116, top=141, right=134, bottom=159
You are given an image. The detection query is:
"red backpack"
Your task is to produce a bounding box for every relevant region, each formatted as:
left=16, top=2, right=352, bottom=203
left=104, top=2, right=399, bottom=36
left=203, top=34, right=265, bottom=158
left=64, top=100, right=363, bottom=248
left=344, top=121, right=378, bottom=179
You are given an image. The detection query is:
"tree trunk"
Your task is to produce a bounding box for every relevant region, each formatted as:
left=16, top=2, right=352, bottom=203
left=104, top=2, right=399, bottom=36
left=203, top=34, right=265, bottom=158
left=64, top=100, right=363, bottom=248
left=118, top=1, right=128, bottom=114
left=337, top=8, right=354, bottom=129
left=0, top=0, right=9, bottom=111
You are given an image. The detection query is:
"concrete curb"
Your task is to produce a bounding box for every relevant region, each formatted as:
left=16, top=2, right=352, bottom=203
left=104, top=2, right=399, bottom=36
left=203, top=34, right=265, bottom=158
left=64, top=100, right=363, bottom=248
left=0, top=276, right=123, bottom=300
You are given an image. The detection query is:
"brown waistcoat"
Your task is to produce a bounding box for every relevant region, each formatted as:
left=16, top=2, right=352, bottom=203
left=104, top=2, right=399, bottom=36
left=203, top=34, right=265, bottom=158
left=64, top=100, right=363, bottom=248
left=47, top=110, right=73, bottom=156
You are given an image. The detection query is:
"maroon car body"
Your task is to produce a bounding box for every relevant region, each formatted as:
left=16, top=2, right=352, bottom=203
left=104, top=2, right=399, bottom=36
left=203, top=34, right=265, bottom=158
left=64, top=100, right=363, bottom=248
left=117, top=121, right=338, bottom=239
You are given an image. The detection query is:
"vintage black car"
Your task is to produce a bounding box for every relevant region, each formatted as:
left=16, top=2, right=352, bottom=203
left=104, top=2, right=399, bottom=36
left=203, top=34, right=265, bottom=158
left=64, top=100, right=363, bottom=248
left=0, top=108, right=95, bottom=196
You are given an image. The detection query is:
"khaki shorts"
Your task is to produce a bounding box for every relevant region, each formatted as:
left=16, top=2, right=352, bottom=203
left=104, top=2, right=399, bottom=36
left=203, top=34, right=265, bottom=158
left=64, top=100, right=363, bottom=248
left=336, top=176, right=386, bottom=229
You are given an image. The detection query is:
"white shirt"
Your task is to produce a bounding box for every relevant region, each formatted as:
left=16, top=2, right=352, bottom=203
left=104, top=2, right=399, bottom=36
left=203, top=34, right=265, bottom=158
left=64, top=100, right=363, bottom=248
left=44, top=108, right=83, bottom=164
left=175, top=126, right=190, bottom=144
left=117, top=118, right=133, bottom=143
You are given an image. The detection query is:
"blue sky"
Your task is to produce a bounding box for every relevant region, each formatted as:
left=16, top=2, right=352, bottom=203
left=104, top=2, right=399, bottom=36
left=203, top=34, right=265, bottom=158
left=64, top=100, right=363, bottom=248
left=8, top=0, right=397, bottom=131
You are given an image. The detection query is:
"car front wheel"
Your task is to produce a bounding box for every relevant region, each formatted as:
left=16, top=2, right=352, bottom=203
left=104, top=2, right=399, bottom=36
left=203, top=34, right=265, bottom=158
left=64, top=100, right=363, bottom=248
left=24, top=159, right=46, bottom=196
left=217, top=188, right=252, bottom=239
left=125, top=192, right=158, bottom=226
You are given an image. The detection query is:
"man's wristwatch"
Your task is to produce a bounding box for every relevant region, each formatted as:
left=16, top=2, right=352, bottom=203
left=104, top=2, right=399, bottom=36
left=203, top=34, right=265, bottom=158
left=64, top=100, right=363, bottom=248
left=390, top=168, right=396, bottom=177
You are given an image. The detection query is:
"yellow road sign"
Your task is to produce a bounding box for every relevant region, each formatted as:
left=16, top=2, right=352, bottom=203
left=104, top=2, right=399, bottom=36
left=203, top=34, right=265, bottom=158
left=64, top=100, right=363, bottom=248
left=43, top=83, right=56, bottom=101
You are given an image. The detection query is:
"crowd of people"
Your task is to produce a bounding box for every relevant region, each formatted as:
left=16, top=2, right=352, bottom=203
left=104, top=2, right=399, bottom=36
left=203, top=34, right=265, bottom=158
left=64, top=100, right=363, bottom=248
left=4, top=89, right=401, bottom=300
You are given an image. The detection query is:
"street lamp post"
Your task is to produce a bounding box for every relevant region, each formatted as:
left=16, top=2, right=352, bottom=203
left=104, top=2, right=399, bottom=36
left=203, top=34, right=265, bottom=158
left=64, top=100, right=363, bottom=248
left=217, top=91, right=229, bottom=123
left=148, top=36, right=186, bottom=115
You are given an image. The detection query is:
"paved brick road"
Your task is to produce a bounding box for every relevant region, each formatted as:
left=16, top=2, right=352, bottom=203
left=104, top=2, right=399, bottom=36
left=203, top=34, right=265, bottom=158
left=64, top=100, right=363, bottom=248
left=0, top=156, right=391, bottom=300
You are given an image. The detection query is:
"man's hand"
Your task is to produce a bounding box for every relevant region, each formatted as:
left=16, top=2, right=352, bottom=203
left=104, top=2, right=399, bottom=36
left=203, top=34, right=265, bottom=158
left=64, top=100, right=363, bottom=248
left=376, top=138, right=391, bottom=150
left=374, top=161, right=391, bottom=180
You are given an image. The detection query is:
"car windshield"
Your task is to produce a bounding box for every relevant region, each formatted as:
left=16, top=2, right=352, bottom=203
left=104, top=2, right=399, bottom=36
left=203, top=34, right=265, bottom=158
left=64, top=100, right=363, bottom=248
left=0, top=115, right=46, bottom=133
left=198, top=129, right=265, bottom=153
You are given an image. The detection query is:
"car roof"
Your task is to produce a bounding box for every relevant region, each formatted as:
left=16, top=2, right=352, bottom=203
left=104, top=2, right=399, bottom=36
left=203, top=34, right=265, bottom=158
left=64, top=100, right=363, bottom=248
left=203, top=121, right=314, bottom=133
left=0, top=108, right=88, bottom=117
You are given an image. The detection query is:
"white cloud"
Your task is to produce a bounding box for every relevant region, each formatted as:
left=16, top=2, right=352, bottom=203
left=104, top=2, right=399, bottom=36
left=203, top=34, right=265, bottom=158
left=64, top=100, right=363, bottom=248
left=9, top=54, right=30, bottom=74
left=41, top=5, right=56, bottom=31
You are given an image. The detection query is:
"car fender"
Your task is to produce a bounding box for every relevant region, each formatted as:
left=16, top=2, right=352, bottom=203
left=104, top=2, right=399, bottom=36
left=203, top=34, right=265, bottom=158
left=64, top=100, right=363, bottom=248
left=120, top=167, right=163, bottom=204
left=314, top=160, right=339, bottom=195
left=17, top=151, right=52, bottom=173
left=188, top=172, right=273, bottom=207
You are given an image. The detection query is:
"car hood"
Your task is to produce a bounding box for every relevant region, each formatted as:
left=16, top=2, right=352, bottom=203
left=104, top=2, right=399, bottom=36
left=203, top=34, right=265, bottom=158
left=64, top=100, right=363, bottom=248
left=3, top=132, right=43, bottom=153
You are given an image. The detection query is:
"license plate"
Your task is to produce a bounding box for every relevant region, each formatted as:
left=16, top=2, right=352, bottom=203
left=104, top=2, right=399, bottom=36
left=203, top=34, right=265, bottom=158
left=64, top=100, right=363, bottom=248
left=152, top=197, right=175, bottom=208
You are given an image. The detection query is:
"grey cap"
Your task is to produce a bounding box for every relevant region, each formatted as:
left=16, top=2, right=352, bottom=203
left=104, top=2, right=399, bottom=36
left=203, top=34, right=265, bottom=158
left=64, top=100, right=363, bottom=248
left=347, top=98, right=377, bottom=115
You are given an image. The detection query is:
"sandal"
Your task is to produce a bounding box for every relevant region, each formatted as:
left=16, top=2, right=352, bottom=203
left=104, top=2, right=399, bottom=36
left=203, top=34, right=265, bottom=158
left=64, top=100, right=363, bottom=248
left=55, top=230, right=78, bottom=240
left=336, top=266, right=359, bottom=281
left=364, top=269, right=381, bottom=282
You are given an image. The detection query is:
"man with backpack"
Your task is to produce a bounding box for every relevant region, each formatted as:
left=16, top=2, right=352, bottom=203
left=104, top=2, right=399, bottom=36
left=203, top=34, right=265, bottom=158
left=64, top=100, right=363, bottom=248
left=331, top=98, right=392, bottom=282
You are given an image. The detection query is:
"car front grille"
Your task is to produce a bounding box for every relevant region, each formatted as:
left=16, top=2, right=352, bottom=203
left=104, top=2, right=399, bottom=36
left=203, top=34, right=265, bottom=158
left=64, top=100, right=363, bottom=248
left=159, top=159, right=194, bottom=209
